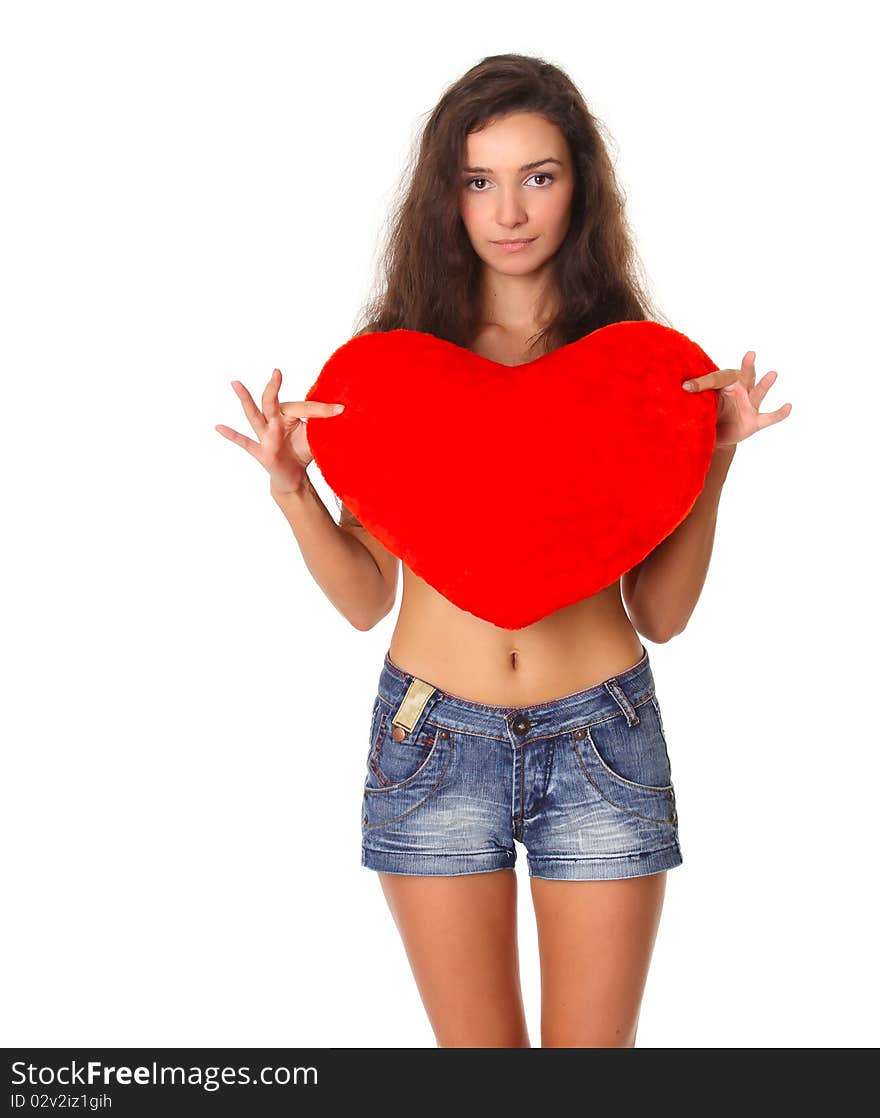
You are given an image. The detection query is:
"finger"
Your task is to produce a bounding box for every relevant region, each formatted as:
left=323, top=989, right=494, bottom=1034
left=262, top=369, right=282, bottom=422
left=683, top=368, right=740, bottom=392
left=749, top=369, right=778, bottom=409
left=741, top=350, right=757, bottom=389
left=214, top=424, right=263, bottom=455
left=231, top=380, right=268, bottom=437
left=279, top=400, right=346, bottom=418
left=720, top=376, right=745, bottom=396
left=755, top=402, right=793, bottom=429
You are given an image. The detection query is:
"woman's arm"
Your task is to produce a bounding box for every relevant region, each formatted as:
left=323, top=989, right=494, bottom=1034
left=271, top=478, right=397, bottom=631
left=622, top=444, right=737, bottom=642
left=625, top=345, right=791, bottom=641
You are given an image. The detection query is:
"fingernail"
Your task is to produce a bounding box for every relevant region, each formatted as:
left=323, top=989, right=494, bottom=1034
left=682, top=381, right=696, bottom=391
left=333, top=403, right=345, bottom=413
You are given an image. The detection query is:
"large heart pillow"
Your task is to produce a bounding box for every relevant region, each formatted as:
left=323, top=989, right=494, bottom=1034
left=304, top=321, right=718, bottom=630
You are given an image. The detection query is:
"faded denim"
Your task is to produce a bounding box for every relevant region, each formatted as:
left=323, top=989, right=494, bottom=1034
left=361, top=643, right=683, bottom=880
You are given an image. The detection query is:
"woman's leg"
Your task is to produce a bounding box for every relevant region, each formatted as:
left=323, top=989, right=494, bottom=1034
left=377, top=868, right=530, bottom=1047
left=529, top=870, right=667, bottom=1047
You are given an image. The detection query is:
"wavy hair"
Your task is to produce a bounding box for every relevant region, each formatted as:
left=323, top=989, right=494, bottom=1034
left=351, top=51, right=671, bottom=355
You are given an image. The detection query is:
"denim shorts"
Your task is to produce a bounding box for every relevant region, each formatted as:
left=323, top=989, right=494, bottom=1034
left=361, top=643, right=683, bottom=880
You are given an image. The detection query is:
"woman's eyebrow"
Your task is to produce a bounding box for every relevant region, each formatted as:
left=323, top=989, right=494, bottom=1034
left=461, top=157, right=563, bottom=174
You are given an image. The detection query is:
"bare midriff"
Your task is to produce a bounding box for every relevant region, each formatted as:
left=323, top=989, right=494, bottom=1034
left=388, top=564, right=643, bottom=707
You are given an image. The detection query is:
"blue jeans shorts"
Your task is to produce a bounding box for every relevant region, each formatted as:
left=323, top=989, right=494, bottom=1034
left=361, top=643, right=683, bottom=880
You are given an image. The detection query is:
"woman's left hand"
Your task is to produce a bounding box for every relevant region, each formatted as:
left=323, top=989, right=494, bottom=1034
left=682, top=351, right=792, bottom=448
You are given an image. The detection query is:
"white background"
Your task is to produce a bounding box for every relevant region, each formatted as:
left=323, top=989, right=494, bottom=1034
left=2, top=0, right=877, bottom=1048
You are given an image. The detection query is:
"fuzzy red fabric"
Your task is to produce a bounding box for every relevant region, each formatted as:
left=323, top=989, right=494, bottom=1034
left=304, top=321, right=718, bottom=630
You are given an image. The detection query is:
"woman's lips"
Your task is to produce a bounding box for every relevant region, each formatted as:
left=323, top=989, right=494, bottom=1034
left=491, top=238, right=536, bottom=253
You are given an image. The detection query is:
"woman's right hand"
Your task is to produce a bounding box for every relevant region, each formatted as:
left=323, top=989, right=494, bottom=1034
left=215, top=368, right=345, bottom=495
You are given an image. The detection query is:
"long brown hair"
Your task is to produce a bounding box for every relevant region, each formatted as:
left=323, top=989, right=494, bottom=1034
left=351, top=52, right=671, bottom=355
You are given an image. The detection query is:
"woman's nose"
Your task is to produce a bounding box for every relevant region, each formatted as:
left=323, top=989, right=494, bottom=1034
left=494, top=193, right=528, bottom=226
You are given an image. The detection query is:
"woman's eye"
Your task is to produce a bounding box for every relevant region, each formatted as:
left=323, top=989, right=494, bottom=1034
left=465, top=173, right=555, bottom=192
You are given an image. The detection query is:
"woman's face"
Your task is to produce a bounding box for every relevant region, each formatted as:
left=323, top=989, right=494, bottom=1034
left=458, top=111, right=574, bottom=276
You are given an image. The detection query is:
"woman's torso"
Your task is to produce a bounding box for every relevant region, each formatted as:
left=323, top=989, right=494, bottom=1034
left=387, top=323, right=644, bottom=705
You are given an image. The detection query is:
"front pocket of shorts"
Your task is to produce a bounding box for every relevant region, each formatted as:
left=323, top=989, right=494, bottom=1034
left=362, top=716, right=455, bottom=831
left=367, top=706, right=441, bottom=791
left=585, top=698, right=672, bottom=792
left=570, top=698, right=677, bottom=825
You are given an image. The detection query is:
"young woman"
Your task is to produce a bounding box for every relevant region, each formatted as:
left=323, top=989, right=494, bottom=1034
left=216, top=54, right=791, bottom=1048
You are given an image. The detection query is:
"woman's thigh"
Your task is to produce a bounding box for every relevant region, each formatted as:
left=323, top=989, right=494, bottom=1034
left=530, top=870, right=668, bottom=1047
left=377, top=868, right=530, bottom=1048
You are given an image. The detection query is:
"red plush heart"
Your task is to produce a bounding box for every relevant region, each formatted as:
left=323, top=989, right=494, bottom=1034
left=305, top=321, right=718, bottom=630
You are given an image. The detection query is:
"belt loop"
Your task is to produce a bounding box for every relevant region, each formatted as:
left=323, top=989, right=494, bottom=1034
left=604, top=678, right=639, bottom=726
left=392, top=677, right=438, bottom=732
